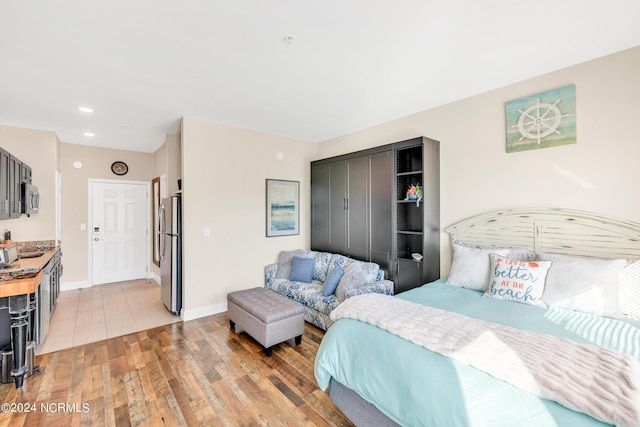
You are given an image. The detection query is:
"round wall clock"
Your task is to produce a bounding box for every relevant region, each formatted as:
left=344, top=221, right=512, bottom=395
left=111, top=161, right=128, bottom=175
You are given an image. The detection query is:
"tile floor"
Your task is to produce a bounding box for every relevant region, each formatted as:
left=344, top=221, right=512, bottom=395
left=37, top=279, right=181, bottom=355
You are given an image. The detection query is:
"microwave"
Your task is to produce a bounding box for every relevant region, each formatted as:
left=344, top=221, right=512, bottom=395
left=21, top=183, right=40, bottom=216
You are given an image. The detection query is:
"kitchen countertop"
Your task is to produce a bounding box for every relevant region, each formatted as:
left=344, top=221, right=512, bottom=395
left=0, top=247, right=60, bottom=297
left=13, top=247, right=60, bottom=270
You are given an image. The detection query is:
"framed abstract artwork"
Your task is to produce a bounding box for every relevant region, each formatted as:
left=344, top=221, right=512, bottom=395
left=505, top=84, right=576, bottom=153
left=266, top=179, right=299, bottom=237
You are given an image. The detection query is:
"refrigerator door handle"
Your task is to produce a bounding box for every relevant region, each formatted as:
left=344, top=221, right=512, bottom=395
left=159, top=202, right=166, bottom=261
left=159, top=203, right=166, bottom=233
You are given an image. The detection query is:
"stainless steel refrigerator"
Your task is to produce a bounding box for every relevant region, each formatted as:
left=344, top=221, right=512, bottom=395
left=159, top=194, right=182, bottom=315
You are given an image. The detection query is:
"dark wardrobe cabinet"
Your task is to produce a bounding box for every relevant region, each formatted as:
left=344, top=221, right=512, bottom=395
left=311, top=149, right=393, bottom=273
left=311, top=137, right=440, bottom=293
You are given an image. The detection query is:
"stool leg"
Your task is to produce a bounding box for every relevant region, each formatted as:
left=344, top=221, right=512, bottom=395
left=295, top=335, right=302, bottom=345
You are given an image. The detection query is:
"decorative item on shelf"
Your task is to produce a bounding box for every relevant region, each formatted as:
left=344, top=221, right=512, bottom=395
left=404, top=184, right=423, bottom=207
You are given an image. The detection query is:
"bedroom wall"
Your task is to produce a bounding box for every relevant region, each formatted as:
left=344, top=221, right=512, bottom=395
left=316, top=46, right=640, bottom=275
left=180, top=118, right=317, bottom=320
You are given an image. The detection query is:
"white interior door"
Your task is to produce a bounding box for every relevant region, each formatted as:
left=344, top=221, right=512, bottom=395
left=92, top=181, right=148, bottom=285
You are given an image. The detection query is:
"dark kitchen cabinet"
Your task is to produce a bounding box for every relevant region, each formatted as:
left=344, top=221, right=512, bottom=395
left=0, top=146, right=32, bottom=220
left=20, top=164, right=32, bottom=184
left=0, top=149, right=9, bottom=219
left=50, top=250, right=61, bottom=313
left=9, top=156, right=22, bottom=218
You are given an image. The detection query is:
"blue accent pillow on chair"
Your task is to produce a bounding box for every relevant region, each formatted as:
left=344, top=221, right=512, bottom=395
left=290, top=257, right=314, bottom=283
left=323, top=266, right=344, bottom=296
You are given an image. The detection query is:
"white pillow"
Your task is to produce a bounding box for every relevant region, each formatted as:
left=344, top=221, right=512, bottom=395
left=484, top=253, right=551, bottom=307
left=619, top=260, right=640, bottom=319
left=275, top=250, right=305, bottom=279
left=335, top=263, right=368, bottom=303
left=446, top=241, right=535, bottom=291
left=538, top=253, right=627, bottom=316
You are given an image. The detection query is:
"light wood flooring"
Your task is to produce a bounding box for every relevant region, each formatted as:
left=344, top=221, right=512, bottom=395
left=0, top=312, right=354, bottom=426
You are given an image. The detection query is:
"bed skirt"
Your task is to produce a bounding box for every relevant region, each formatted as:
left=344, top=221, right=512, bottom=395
left=329, top=378, right=400, bottom=427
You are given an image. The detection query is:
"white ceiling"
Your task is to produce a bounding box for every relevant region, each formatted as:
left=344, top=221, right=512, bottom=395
left=1, top=1, right=639, bottom=153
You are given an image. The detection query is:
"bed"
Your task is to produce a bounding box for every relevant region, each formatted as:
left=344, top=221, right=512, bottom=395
left=314, top=208, right=640, bottom=427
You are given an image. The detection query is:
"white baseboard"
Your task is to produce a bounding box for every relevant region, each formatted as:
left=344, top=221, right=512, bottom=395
left=61, top=280, right=91, bottom=292
left=148, top=271, right=160, bottom=285
left=182, top=302, right=227, bottom=322
left=63, top=275, right=160, bottom=292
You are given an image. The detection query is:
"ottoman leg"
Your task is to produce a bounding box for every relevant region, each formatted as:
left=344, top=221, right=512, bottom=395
left=295, top=335, right=302, bottom=345
left=264, top=347, right=273, bottom=357
left=229, top=320, right=235, bottom=329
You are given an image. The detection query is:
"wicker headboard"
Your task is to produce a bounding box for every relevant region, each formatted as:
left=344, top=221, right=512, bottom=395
left=445, top=208, right=640, bottom=260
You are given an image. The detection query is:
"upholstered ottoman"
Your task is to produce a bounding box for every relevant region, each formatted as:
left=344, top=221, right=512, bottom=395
left=227, top=287, right=304, bottom=356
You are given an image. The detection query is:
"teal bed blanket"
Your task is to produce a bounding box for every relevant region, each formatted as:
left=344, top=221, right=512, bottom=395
left=314, top=279, right=640, bottom=427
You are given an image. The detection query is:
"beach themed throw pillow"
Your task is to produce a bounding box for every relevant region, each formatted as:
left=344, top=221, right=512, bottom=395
left=484, top=253, right=551, bottom=307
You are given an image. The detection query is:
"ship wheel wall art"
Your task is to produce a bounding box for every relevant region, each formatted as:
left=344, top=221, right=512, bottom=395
left=505, top=84, right=576, bottom=153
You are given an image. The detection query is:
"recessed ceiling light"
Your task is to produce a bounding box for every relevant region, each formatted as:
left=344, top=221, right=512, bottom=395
left=77, top=106, right=94, bottom=113
left=83, top=132, right=95, bottom=137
